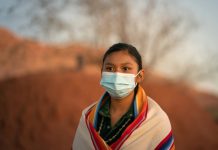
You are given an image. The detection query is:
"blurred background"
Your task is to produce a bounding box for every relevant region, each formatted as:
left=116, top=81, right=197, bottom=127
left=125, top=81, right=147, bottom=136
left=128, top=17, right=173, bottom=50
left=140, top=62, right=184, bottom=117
left=0, top=0, right=218, bottom=149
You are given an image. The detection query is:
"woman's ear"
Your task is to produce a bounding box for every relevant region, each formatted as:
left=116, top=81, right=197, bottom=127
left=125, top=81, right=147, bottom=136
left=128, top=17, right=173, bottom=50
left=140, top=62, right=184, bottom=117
left=136, top=69, right=145, bottom=83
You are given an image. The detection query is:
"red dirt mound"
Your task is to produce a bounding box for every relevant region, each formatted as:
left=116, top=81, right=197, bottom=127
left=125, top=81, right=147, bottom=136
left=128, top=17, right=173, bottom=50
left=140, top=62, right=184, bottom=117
left=0, top=27, right=104, bottom=81
left=0, top=70, right=103, bottom=150
left=0, top=69, right=218, bottom=150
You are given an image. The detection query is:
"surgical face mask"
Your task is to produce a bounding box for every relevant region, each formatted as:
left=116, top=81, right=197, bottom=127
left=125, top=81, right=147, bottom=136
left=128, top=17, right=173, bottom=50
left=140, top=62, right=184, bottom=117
left=100, top=71, right=141, bottom=99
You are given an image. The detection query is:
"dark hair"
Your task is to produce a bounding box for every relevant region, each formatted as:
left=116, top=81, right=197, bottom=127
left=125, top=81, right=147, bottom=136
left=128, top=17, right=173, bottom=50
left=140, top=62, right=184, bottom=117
left=102, top=43, right=142, bottom=71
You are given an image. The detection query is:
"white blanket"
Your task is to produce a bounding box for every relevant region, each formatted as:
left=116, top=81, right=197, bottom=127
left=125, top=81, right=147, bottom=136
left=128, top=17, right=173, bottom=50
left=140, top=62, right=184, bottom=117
left=73, top=97, right=174, bottom=150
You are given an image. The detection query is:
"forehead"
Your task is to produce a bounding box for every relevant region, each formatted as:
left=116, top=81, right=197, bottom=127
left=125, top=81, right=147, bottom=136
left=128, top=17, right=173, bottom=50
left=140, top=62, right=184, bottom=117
left=104, top=51, right=138, bottom=66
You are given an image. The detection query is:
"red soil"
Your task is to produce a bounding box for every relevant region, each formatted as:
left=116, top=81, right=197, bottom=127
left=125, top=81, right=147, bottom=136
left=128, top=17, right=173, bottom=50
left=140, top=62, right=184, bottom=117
left=0, top=69, right=218, bottom=150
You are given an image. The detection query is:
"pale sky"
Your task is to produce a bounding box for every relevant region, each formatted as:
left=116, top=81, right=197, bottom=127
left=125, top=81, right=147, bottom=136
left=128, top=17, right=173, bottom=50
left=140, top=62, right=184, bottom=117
left=1, top=0, right=218, bottom=51
left=177, top=0, right=218, bottom=52
left=173, top=0, right=218, bottom=93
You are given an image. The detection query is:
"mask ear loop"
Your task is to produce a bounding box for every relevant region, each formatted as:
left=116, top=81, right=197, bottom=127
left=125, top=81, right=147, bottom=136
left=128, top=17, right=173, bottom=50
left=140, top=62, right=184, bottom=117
left=134, top=70, right=142, bottom=86
left=135, top=70, right=141, bottom=77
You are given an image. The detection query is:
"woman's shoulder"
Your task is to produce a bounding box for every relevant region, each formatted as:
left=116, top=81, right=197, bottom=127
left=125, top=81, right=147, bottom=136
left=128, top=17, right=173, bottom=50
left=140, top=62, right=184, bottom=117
left=146, top=96, right=171, bottom=126
left=81, top=101, right=98, bottom=116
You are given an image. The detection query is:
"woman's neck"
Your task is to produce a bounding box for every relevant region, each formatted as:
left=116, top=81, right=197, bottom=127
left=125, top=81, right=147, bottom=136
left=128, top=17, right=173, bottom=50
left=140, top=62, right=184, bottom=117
left=110, top=91, right=135, bottom=126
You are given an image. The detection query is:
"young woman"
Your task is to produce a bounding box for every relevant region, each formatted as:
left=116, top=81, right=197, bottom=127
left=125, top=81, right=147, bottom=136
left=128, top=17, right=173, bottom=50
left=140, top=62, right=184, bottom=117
left=73, top=43, right=175, bottom=150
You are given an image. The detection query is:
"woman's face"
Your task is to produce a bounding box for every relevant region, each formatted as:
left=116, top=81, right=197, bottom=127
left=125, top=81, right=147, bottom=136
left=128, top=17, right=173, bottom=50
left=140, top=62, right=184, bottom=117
left=102, top=50, right=144, bottom=83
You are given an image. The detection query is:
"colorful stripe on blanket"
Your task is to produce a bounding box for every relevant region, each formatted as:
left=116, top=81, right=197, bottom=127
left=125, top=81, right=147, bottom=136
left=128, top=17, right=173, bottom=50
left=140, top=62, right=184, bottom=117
left=85, top=85, right=148, bottom=150
left=155, top=131, right=175, bottom=150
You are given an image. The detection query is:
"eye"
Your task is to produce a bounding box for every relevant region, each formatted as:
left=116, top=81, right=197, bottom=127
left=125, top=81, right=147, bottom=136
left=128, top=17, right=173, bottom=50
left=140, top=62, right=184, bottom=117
left=122, top=66, right=131, bottom=72
left=105, top=66, right=114, bottom=72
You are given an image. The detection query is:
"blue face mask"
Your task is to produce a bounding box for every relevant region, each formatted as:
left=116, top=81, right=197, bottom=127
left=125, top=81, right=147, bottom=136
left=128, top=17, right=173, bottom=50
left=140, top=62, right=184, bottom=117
left=100, top=71, right=141, bottom=99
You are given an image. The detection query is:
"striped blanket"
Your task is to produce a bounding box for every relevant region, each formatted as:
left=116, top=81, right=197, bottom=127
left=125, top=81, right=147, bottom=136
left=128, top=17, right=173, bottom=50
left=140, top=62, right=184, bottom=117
left=73, top=86, right=175, bottom=150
